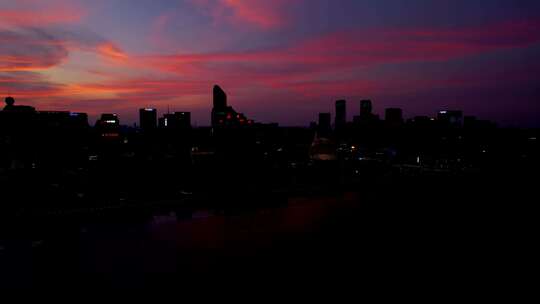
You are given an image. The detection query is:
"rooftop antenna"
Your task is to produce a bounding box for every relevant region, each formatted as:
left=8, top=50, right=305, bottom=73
left=167, top=105, right=170, bottom=114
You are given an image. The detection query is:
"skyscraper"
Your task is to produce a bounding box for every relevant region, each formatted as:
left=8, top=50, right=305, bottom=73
left=335, top=100, right=346, bottom=129
left=96, top=113, right=119, bottom=127
left=211, top=85, right=254, bottom=127
left=213, top=85, right=227, bottom=110
left=212, top=85, right=227, bottom=126
left=360, top=99, right=372, bottom=118
left=95, top=113, right=120, bottom=140
left=318, top=113, right=331, bottom=136
left=160, top=112, right=191, bottom=130
left=437, top=110, right=463, bottom=128
left=174, top=112, right=191, bottom=130
left=139, top=108, right=157, bottom=131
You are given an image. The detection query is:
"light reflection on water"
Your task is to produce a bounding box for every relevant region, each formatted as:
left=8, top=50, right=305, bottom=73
left=0, top=194, right=360, bottom=286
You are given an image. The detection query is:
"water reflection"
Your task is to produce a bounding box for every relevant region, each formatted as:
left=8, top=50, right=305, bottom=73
left=0, top=194, right=360, bottom=287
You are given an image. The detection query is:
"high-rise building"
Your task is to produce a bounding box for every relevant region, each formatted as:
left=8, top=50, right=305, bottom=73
left=335, top=100, right=346, bottom=129
left=212, top=85, right=227, bottom=126
left=139, top=108, right=157, bottom=131
left=360, top=99, right=373, bottom=118
left=354, top=99, right=379, bottom=126
left=96, top=113, right=119, bottom=127
left=160, top=112, right=191, bottom=130
left=213, top=85, right=227, bottom=110
left=385, top=108, right=403, bottom=126
left=211, top=85, right=254, bottom=127
left=174, top=112, right=191, bottom=130
left=437, top=110, right=463, bottom=127
left=95, top=113, right=120, bottom=139
left=318, top=113, right=331, bottom=136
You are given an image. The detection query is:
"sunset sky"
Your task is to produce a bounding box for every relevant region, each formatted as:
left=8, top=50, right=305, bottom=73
left=1, top=0, right=539, bottom=126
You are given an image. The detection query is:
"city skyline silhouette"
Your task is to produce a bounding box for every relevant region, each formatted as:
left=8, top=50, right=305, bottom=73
left=0, top=0, right=538, bottom=289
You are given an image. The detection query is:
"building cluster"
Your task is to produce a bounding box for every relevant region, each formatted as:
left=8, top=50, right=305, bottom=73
left=0, top=96, right=89, bottom=133
left=0, top=86, right=537, bottom=213
left=0, top=84, right=496, bottom=139
left=0, top=83, right=522, bottom=173
left=314, top=98, right=495, bottom=137
left=211, top=85, right=255, bottom=127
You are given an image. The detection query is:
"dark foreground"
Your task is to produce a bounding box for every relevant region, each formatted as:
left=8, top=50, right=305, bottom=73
left=0, top=167, right=535, bottom=289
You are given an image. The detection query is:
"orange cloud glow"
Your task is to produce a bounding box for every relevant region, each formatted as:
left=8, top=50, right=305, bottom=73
left=97, top=43, right=129, bottom=62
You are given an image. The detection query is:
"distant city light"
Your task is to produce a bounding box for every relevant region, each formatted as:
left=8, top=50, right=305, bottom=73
left=102, top=133, right=119, bottom=137
left=105, top=120, right=117, bottom=124
left=144, top=108, right=154, bottom=111
left=439, top=111, right=447, bottom=114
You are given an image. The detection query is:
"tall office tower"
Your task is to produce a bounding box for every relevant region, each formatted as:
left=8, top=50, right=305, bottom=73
left=213, top=85, right=227, bottom=110
left=437, top=110, right=463, bottom=128
left=96, top=113, right=119, bottom=127
left=385, top=108, right=403, bottom=126
left=360, top=99, right=373, bottom=117
left=174, top=112, right=191, bottom=130
left=211, top=84, right=254, bottom=127
left=318, top=112, right=331, bottom=136
left=160, top=112, right=191, bottom=130
left=95, top=113, right=120, bottom=139
left=335, top=100, right=347, bottom=129
left=212, top=85, right=227, bottom=126
left=139, top=108, right=157, bottom=131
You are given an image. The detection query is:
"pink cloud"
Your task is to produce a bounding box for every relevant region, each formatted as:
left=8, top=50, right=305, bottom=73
left=138, top=18, right=540, bottom=94
left=0, top=28, right=69, bottom=72
left=190, top=0, right=291, bottom=29
left=0, top=7, right=83, bottom=26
